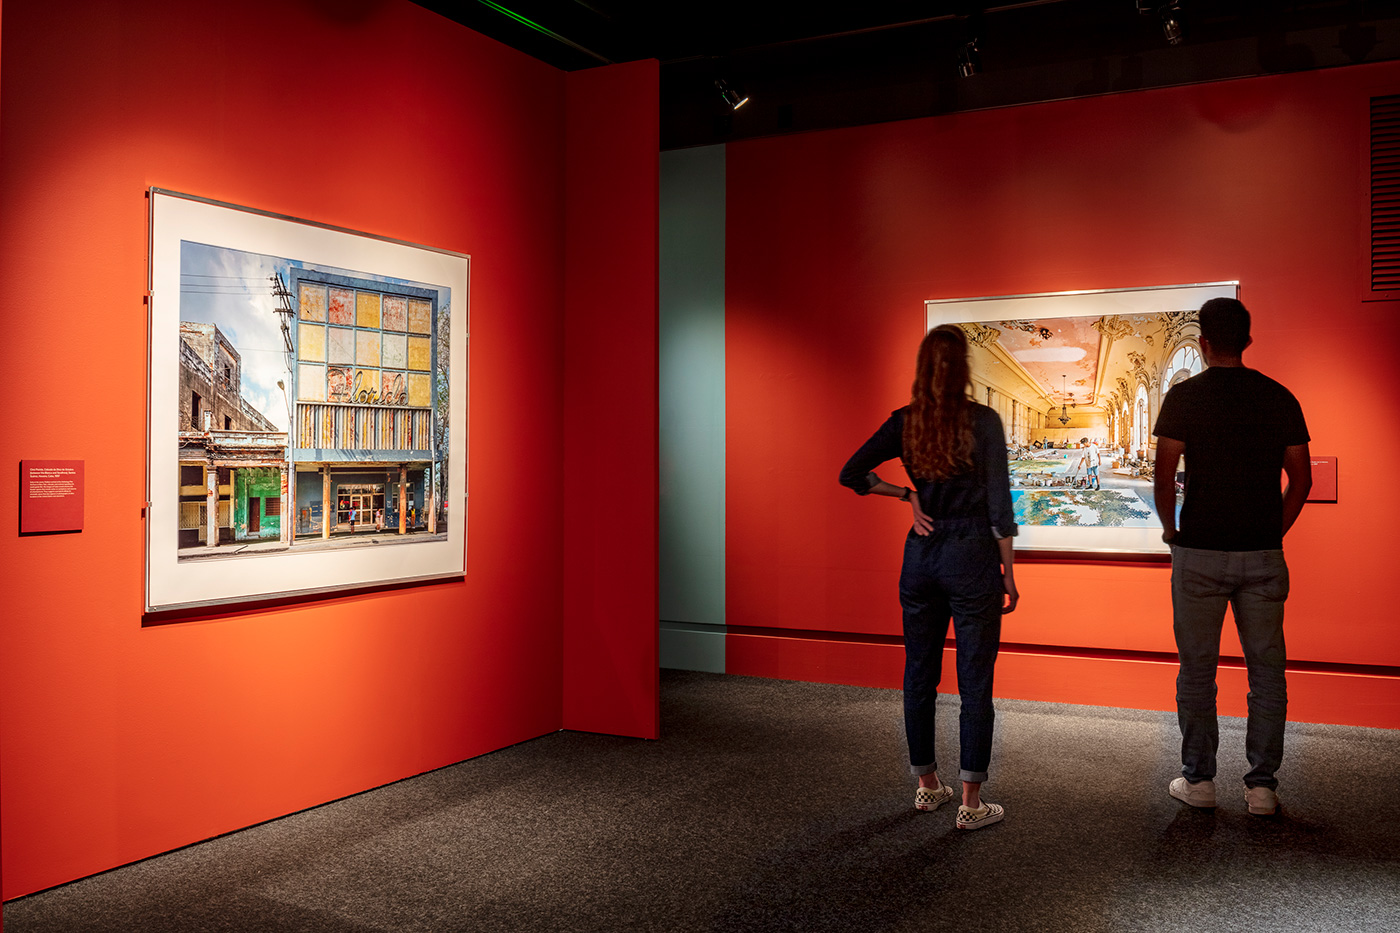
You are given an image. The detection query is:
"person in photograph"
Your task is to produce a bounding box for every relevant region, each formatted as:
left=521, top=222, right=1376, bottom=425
left=1079, top=437, right=1102, bottom=490
left=1153, top=297, right=1311, bottom=816
left=839, top=324, right=1019, bottom=831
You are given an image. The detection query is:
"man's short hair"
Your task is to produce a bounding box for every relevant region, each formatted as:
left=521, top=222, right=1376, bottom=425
left=1198, top=297, right=1251, bottom=355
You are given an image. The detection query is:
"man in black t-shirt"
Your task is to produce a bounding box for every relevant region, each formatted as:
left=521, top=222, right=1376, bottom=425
left=1152, top=298, right=1311, bottom=817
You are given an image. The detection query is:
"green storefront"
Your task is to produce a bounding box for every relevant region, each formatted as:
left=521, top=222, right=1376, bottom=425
left=233, top=467, right=283, bottom=542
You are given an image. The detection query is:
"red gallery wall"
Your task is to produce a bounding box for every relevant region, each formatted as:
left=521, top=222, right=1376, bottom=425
left=2, top=0, right=7, bottom=921
left=726, top=61, right=1400, bottom=727
left=0, top=0, right=657, bottom=900
left=562, top=64, right=661, bottom=740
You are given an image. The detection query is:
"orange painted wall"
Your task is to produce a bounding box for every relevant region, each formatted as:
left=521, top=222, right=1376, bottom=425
left=0, top=0, right=656, bottom=900
left=725, top=63, right=1400, bottom=721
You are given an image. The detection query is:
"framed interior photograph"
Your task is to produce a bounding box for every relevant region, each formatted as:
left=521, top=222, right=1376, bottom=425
left=925, top=282, right=1238, bottom=558
left=146, top=189, right=469, bottom=612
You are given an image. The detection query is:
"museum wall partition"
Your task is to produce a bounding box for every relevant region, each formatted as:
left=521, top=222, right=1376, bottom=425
left=0, top=0, right=658, bottom=901
left=2, top=4, right=7, bottom=925
left=562, top=65, right=661, bottom=739
left=722, top=60, right=1400, bottom=730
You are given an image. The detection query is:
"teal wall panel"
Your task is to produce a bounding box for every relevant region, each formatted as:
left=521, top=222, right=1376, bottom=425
left=659, top=144, right=726, bottom=671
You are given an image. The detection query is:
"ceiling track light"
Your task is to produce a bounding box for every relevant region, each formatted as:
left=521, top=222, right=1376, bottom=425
left=957, top=39, right=982, bottom=78
left=715, top=78, right=749, bottom=111
left=1137, top=1, right=1184, bottom=46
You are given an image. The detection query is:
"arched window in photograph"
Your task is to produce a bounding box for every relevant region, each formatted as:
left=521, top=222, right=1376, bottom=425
left=1163, top=342, right=1203, bottom=394
left=1134, top=384, right=1150, bottom=454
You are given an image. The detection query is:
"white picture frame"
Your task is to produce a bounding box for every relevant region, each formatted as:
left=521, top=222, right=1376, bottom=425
left=147, top=190, right=469, bottom=612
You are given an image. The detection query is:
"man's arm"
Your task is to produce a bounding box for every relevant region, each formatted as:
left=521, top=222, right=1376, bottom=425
left=1281, top=442, right=1313, bottom=536
left=1153, top=436, right=1186, bottom=543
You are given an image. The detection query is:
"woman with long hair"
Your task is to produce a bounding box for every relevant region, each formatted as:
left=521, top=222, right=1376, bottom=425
left=839, top=324, right=1018, bottom=830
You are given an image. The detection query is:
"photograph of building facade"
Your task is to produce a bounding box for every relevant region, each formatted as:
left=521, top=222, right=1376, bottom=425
left=960, top=310, right=1201, bottom=529
left=177, top=321, right=289, bottom=549
left=176, top=240, right=450, bottom=560
left=288, top=269, right=445, bottom=544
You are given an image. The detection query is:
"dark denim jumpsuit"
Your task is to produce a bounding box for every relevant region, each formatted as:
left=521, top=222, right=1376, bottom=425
left=840, top=404, right=1017, bottom=783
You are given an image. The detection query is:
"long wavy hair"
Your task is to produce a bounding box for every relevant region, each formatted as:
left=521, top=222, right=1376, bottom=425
left=903, top=324, right=975, bottom=481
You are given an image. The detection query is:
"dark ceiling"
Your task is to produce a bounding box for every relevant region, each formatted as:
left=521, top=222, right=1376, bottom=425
left=412, top=1, right=1400, bottom=149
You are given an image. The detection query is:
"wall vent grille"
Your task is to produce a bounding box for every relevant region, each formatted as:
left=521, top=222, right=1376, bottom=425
left=1371, top=94, right=1400, bottom=293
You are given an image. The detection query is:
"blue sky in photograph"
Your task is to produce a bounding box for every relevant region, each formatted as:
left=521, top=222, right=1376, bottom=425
left=180, top=241, right=294, bottom=430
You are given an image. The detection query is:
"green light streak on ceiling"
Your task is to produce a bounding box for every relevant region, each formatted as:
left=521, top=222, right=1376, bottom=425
left=476, top=0, right=549, bottom=35
left=474, top=0, right=612, bottom=63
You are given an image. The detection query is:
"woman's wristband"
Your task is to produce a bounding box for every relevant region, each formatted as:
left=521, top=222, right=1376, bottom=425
left=899, top=486, right=913, bottom=502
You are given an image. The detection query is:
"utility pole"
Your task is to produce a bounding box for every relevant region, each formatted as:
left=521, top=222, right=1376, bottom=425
left=269, top=272, right=296, bottom=375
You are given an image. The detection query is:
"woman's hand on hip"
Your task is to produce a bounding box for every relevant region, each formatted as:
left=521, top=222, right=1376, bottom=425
left=910, top=497, right=934, bottom=536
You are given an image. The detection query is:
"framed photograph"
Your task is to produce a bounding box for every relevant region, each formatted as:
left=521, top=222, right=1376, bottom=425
left=925, top=282, right=1238, bottom=558
left=147, top=190, right=468, bottom=612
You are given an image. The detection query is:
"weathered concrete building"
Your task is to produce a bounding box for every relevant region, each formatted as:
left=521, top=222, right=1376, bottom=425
left=177, top=322, right=289, bottom=548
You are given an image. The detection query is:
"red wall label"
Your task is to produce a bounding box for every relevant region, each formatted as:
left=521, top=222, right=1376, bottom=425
left=1307, top=456, right=1338, bottom=503
left=20, top=460, right=85, bottom=533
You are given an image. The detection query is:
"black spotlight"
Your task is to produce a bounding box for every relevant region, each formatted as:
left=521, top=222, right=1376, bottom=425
left=715, top=79, right=749, bottom=111
left=1138, top=2, right=1184, bottom=46
left=1161, top=3, right=1184, bottom=44
left=957, top=39, right=982, bottom=78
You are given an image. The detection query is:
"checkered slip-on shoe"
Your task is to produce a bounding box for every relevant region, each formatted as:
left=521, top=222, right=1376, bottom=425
left=955, top=801, right=1005, bottom=830
left=914, top=783, right=955, bottom=812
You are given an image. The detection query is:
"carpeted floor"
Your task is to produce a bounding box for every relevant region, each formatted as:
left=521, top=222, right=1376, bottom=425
left=6, top=670, right=1399, bottom=932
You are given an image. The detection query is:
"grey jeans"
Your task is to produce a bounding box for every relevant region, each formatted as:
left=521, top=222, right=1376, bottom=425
left=1170, top=545, right=1290, bottom=790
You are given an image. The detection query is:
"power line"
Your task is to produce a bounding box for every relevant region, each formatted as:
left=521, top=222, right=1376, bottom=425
left=179, top=287, right=275, bottom=295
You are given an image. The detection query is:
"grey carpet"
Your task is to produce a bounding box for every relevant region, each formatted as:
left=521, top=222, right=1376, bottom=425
left=5, top=670, right=1399, bottom=932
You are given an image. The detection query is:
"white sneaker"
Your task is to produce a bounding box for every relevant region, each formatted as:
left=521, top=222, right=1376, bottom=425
left=1245, top=785, right=1279, bottom=815
left=1169, top=777, right=1217, bottom=808
left=914, top=783, right=955, bottom=812
left=955, top=801, right=1005, bottom=830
